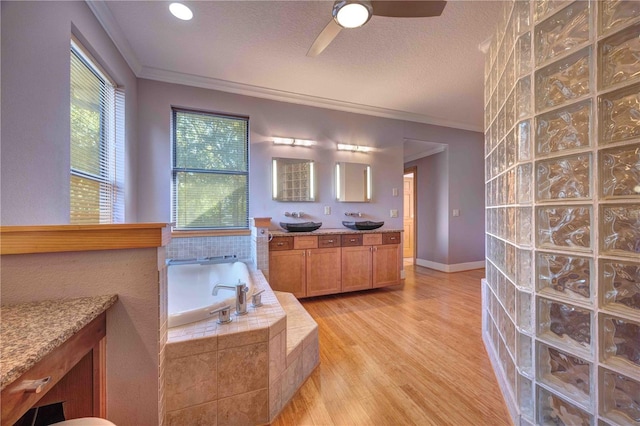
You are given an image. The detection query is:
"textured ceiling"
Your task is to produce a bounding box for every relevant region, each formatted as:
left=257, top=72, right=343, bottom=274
left=97, top=1, right=501, bottom=132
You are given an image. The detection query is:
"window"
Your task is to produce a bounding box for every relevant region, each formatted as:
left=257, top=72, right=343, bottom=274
left=70, top=40, right=124, bottom=224
left=172, top=109, right=249, bottom=230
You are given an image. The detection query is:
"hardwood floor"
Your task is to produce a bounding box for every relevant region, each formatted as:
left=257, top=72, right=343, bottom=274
left=271, top=265, right=511, bottom=426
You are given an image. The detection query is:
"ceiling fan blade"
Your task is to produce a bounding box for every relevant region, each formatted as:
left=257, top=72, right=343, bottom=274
left=307, top=19, right=342, bottom=57
left=371, top=1, right=446, bottom=18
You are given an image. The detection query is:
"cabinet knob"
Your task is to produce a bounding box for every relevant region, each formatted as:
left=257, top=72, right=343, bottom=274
left=277, top=242, right=284, bottom=246
left=328, top=239, right=334, bottom=243
left=389, top=237, right=397, bottom=240
left=350, top=239, right=356, bottom=242
left=14, top=376, right=51, bottom=394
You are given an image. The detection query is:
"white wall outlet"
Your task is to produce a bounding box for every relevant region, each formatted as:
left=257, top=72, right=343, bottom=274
left=453, top=209, right=460, bottom=217
left=392, top=188, right=399, bottom=197
left=324, top=206, right=331, bottom=215
left=390, top=209, right=398, bottom=218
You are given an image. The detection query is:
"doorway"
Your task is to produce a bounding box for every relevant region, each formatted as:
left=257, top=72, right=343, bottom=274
left=403, top=167, right=417, bottom=265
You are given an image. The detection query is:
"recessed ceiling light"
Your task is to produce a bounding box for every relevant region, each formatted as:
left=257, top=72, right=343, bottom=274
left=169, top=3, right=193, bottom=21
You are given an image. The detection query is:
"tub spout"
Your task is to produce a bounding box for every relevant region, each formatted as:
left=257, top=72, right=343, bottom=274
left=212, top=281, right=249, bottom=316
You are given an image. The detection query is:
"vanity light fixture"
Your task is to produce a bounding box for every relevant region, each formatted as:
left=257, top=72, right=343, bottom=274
left=273, top=137, right=315, bottom=147
left=337, top=143, right=373, bottom=153
left=169, top=3, right=193, bottom=20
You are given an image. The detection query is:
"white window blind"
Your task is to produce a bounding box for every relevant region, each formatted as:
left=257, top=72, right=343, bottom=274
left=70, top=41, right=124, bottom=224
left=172, top=108, right=249, bottom=229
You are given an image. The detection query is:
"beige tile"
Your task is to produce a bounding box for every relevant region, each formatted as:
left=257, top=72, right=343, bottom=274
left=269, top=330, right=286, bottom=382
left=217, top=326, right=268, bottom=349
left=303, top=325, right=319, bottom=349
left=269, top=315, right=286, bottom=337
left=269, top=375, right=282, bottom=422
left=285, top=339, right=303, bottom=366
left=281, top=354, right=303, bottom=404
left=302, top=337, right=320, bottom=379
left=166, top=401, right=217, bottom=426
left=217, top=388, right=268, bottom=426
left=166, top=336, right=217, bottom=360
left=217, top=342, right=268, bottom=398
left=166, top=352, right=217, bottom=411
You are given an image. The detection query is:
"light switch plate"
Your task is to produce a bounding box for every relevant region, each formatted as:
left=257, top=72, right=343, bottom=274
left=390, top=209, right=398, bottom=218
left=392, top=188, right=399, bottom=197
left=324, top=206, right=331, bottom=215
left=453, top=209, right=460, bottom=217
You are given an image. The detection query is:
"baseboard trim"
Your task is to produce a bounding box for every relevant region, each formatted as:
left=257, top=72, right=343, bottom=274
left=415, top=259, right=485, bottom=273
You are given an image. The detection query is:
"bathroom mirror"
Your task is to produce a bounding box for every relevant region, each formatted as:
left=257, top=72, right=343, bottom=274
left=272, top=157, right=315, bottom=202
left=336, top=162, right=371, bottom=202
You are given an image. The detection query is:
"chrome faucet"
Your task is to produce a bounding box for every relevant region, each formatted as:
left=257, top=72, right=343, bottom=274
left=284, top=211, right=304, bottom=218
left=345, top=212, right=363, bottom=217
left=212, top=280, right=249, bottom=316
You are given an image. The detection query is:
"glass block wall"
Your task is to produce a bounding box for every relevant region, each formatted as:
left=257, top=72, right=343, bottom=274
left=482, top=2, right=640, bottom=425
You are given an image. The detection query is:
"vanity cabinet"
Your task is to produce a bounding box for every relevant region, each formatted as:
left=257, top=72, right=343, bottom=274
left=269, top=231, right=401, bottom=298
left=269, top=236, right=341, bottom=297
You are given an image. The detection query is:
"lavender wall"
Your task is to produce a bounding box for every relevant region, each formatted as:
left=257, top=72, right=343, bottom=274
left=405, top=127, right=485, bottom=267
left=0, top=1, right=138, bottom=225
left=137, top=78, right=408, bottom=229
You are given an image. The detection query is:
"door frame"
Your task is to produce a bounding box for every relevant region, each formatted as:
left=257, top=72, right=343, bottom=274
left=403, top=166, right=417, bottom=264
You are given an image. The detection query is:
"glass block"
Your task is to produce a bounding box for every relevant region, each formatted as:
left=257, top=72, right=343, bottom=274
left=506, top=129, right=516, bottom=168
left=599, top=83, right=640, bottom=144
left=537, top=205, right=592, bottom=250
left=507, top=168, right=516, bottom=205
left=535, top=1, right=590, bottom=65
left=517, top=32, right=532, bottom=77
left=507, top=242, right=517, bottom=282
left=517, top=163, right=533, bottom=204
left=599, top=23, right=640, bottom=89
left=519, top=374, right=534, bottom=421
left=518, top=120, right=532, bottom=162
left=535, top=99, right=592, bottom=155
left=517, top=76, right=532, bottom=118
left=517, top=249, right=533, bottom=290
left=602, top=368, right=640, bottom=425
left=538, top=386, right=593, bottom=426
left=602, top=315, right=640, bottom=370
left=518, top=207, right=533, bottom=246
left=601, top=259, right=640, bottom=315
left=535, top=47, right=592, bottom=111
left=600, top=143, right=640, bottom=199
left=537, top=252, right=592, bottom=303
left=538, top=342, right=591, bottom=406
left=538, top=297, right=592, bottom=355
left=534, top=0, right=572, bottom=23
left=600, top=0, right=640, bottom=35
left=601, top=204, right=640, bottom=257
left=536, top=153, right=591, bottom=201
left=518, top=291, right=533, bottom=333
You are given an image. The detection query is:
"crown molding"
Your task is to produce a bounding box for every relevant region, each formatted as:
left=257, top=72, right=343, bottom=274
left=87, top=1, right=483, bottom=133
left=85, top=0, right=142, bottom=75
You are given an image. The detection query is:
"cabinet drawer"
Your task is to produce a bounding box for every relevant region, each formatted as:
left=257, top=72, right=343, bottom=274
left=341, top=234, right=363, bottom=247
left=294, top=236, right=318, bottom=249
left=363, top=233, right=382, bottom=246
left=318, top=235, right=341, bottom=248
left=382, top=232, right=401, bottom=245
left=270, top=237, right=294, bottom=251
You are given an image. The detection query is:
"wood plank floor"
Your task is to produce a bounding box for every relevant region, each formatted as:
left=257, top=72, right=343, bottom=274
left=271, top=265, right=511, bottom=426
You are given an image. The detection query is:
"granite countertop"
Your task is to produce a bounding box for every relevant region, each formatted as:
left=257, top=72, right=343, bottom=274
left=270, top=227, right=403, bottom=236
left=0, top=294, right=118, bottom=391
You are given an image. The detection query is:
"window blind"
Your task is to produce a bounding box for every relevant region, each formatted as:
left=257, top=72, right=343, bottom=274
left=172, top=109, right=249, bottom=229
left=70, top=42, right=124, bottom=224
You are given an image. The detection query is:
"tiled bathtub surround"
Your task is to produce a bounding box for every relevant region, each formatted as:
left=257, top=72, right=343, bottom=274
left=165, top=269, right=318, bottom=425
left=483, top=2, right=640, bottom=426
left=167, top=235, right=251, bottom=261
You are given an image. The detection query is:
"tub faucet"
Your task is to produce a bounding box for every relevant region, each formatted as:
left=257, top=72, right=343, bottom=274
left=212, top=280, right=249, bottom=316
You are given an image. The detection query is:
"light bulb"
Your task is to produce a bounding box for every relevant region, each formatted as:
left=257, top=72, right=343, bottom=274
left=169, top=3, right=193, bottom=21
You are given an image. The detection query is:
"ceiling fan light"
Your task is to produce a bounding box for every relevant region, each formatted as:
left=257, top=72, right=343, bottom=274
left=333, top=1, right=372, bottom=29
left=169, top=3, right=193, bottom=21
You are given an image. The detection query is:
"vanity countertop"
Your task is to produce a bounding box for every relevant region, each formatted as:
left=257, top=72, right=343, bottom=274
left=0, top=294, right=118, bottom=390
left=270, top=227, right=403, bottom=236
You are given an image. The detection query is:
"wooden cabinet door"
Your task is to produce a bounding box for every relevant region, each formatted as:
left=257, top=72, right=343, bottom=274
left=342, top=246, right=372, bottom=292
left=269, top=249, right=306, bottom=297
left=372, top=244, right=401, bottom=288
left=306, top=248, right=341, bottom=297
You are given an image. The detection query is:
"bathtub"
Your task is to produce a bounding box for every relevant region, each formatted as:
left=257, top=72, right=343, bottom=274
left=168, top=260, right=254, bottom=328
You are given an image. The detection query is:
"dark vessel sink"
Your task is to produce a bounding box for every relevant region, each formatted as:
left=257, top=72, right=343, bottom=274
left=342, top=221, right=384, bottom=231
left=279, top=222, right=322, bottom=232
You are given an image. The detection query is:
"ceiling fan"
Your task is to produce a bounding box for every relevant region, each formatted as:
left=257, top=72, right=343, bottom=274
left=307, top=0, right=447, bottom=57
